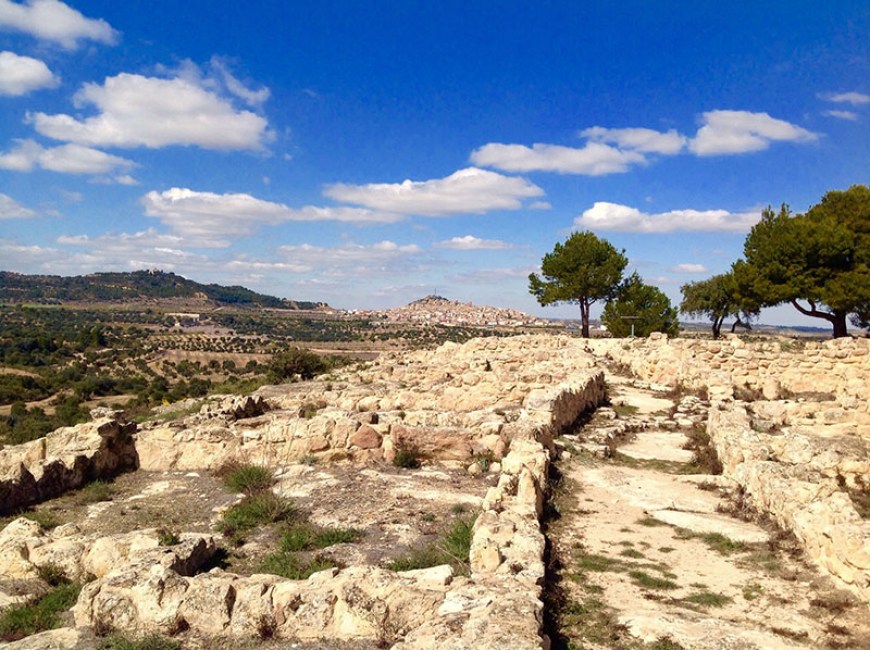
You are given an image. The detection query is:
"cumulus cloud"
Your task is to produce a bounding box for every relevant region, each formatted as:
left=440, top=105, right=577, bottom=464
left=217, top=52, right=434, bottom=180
left=141, top=188, right=402, bottom=247
left=470, top=142, right=644, bottom=175
left=324, top=167, right=544, bottom=216
left=689, top=110, right=817, bottom=156
left=575, top=202, right=761, bottom=233
left=28, top=72, right=271, bottom=150
left=0, top=138, right=134, bottom=174
left=278, top=241, right=425, bottom=278
left=580, top=126, right=687, bottom=155
left=670, top=263, right=708, bottom=273
left=435, top=235, right=516, bottom=250
left=0, top=51, right=58, bottom=95
left=0, top=193, right=37, bottom=218
left=0, top=0, right=117, bottom=49
left=823, top=91, right=870, bottom=106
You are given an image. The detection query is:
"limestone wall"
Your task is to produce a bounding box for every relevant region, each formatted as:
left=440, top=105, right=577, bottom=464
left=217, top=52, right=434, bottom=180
left=69, top=361, right=607, bottom=648
left=593, top=335, right=870, bottom=424
left=0, top=413, right=137, bottom=515
left=708, top=403, right=870, bottom=600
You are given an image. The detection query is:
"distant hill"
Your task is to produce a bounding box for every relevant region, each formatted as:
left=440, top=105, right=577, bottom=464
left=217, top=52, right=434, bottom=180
left=0, top=270, right=327, bottom=310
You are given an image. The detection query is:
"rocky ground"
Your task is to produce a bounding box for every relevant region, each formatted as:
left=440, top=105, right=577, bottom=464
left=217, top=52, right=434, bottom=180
left=548, top=369, right=870, bottom=649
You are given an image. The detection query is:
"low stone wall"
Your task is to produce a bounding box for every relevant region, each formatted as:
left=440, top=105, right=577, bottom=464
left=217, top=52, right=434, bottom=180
left=593, top=335, right=870, bottom=426
left=708, top=402, right=870, bottom=600
left=590, top=334, right=870, bottom=602
left=66, top=351, right=607, bottom=648
left=0, top=413, right=137, bottom=515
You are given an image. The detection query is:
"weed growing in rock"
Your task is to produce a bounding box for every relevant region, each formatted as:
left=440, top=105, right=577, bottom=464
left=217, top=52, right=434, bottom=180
left=217, top=491, right=294, bottom=540
left=97, top=633, right=182, bottom=650
left=387, top=517, right=473, bottom=574
left=628, top=569, right=679, bottom=590
left=216, top=462, right=274, bottom=495
left=278, top=522, right=361, bottom=552
left=75, top=480, right=115, bottom=504
left=636, top=516, right=669, bottom=527
left=0, top=582, right=81, bottom=641
left=35, top=563, right=69, bottom=587
left=619, top=548, right=645, bottom=559
left=680, top=590, right=733, bottom=608
left=259, top=552, right=336, bottom=580
left=157, top=528, right=180, bottom=546
left=682, top=426, right=723, bottom=475
left=392, top=440, right=422, bottom=469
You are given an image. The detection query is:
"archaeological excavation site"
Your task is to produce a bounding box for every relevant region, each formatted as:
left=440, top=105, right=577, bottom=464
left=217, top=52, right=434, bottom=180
left=1, top=334, right=869, bottom=649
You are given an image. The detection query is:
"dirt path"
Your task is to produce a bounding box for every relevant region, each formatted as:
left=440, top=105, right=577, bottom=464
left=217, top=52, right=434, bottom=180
left=548, top=372, right=869, bottom=649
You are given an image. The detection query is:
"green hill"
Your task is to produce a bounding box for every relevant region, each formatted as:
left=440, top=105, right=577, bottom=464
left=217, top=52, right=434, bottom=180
left=0, top=270, right=325, bottom=310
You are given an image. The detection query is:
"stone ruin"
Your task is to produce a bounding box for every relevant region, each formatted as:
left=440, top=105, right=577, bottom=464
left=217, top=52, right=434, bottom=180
left=0, top=333, right=868, bottom=648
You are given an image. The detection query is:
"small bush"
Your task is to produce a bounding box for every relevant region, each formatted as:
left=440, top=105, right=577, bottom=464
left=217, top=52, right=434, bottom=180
left=0, top=582, right=81, bottom=641
left=75, top=480, right=115, bottom=505
left=35, top=563, right=69, bottom=587
left=681, top=590, right=733, bottom=608
left=217, top=462, right=273, bottom=495
left=217, top=492, right=293, bottom=538
left=259, top=553, right=336, bottom=580
left=628, top=570, right=679, bottom=590
left=387, top=518, right=473, bottom=573
left=392, top=440, right=422, bottom=469
left=157, top=528, right=180, bottom=546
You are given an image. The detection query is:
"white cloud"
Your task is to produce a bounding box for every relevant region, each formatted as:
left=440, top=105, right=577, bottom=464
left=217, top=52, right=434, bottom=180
left=210, top=56, right=270, bottom=107
left=824, top=91, right=870, bottom=106
left=435, top=235, right=516, bottom=250
left=114, top=174, right=138, bottom=185
left=0, top=138, right=134, bottom=174
left=278, top=241, right=425, bottom=278
left=0, top=0, right=117, bottom=49
left=0, top=51, right=58, bottom=95
left=0, top=193, right=37, bottom=218
left=689, top=110, right=817, bottom=156
left=29, top=72, right=271, bottom=150
left=575, top=202, right=761, bottom=233
left=580, top=126, right=687, bottom=154
left=141, top=188, right=403, bottom=247
left=324, top=167, right=544, bottom=216
left=822, top=110, right=859, bottom=121
left=670, top=263, right=708, bottom=273
left=470, top=142, right=645, bottom=175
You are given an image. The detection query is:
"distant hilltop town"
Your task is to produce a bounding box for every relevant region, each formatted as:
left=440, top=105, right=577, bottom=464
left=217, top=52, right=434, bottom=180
left=350, top=295, right=550, bottom=328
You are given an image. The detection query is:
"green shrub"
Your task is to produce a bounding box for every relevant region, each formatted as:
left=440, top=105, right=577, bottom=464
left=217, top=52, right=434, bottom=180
left=259, top=553, right=336, bottom=580
left=0, top=582, right=81, bottom=641
left=392, top=440, right=422, bottom=469
left=387, top=518, right=472, bottom=573
left=217, top=492, right=293, bottom=538
left=156, top=528, right=180, bottom=546
left=75, top=480, right=115, bottom=505
left=218, top=462, right=273, bottom=495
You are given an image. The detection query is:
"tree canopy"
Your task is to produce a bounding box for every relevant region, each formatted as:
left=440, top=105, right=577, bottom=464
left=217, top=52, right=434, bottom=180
left=603, top=272, right=679, bottom=338
left=741, top=185, right=870, bottom=338
left=679, top=265, right=760, bottom=339
left=529, top=231, right=628, bottom=337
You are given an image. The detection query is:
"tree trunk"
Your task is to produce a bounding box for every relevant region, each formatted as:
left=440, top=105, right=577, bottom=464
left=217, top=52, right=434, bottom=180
left=580, top=299, right=590, bottom=338
left=790, top=300, right=850, bottom=338
left=712, top=315, right=723, bottom=339
left=832, top=313, right=849, bottom=338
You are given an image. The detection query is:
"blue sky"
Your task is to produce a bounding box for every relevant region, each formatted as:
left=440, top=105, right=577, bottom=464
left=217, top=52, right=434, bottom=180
left=0, top=1, right=867, bottom=325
